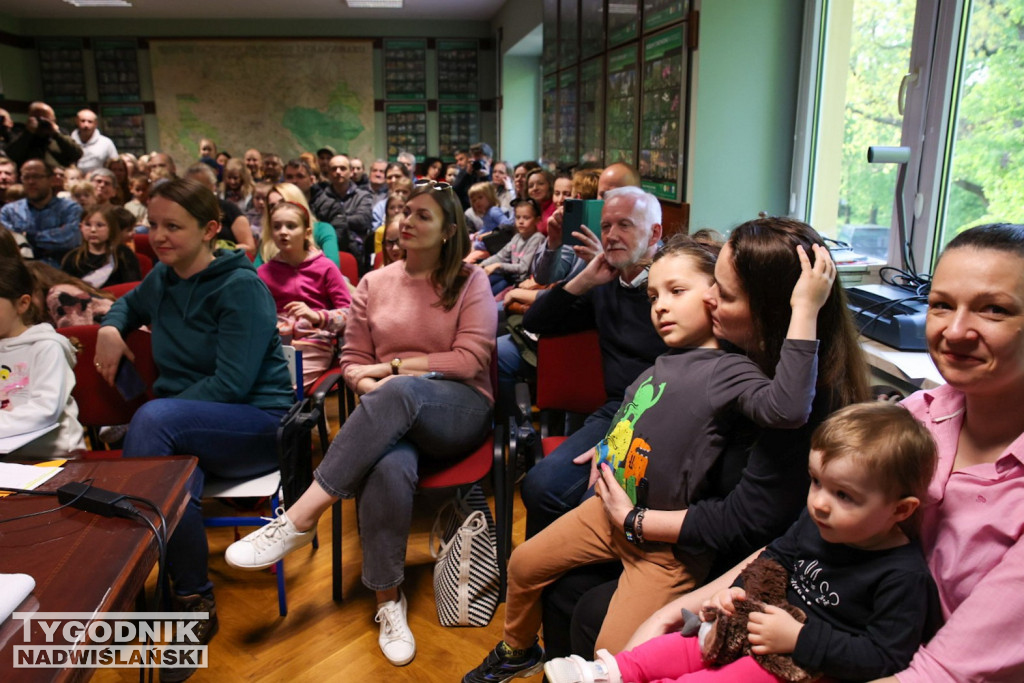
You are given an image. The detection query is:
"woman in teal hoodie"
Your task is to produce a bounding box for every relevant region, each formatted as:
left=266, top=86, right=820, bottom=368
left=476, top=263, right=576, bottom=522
left=95, top=178, right=293, bottom=655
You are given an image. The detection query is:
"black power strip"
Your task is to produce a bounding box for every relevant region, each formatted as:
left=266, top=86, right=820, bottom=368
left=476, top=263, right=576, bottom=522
left=56, top=482, right=140, bottom=518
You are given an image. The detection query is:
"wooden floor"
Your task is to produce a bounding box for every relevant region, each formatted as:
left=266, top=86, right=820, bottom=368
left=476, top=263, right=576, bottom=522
left=93, top=399, right=546, bottom=683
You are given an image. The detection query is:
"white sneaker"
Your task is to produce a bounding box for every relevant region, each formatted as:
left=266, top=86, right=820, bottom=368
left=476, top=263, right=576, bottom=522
left=224, top=507, right=315, bottom=570
left=543, top=650, right=622, bottom=683
left=375, top=592, right=415, bottom=666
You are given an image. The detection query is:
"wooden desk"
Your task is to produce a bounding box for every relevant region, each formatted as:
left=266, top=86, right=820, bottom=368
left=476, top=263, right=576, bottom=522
left=0, top=457, right=196, bottom=682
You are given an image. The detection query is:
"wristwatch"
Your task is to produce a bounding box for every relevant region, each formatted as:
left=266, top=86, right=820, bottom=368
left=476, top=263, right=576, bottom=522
left=390, top=357, right=403, bottom=375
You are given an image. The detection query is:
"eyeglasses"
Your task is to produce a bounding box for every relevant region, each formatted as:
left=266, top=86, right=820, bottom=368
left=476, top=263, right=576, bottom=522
left=385, top=238, right=401, bottom=247
left=20, top=174, right=49, bottom=181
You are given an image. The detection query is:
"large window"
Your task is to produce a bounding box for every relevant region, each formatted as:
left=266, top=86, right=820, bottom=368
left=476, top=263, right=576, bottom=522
left=793, top=0, right=1024, bottom=273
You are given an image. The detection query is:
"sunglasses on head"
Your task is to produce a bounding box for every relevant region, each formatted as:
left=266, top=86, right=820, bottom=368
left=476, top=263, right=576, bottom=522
left=414, top=179, right=453, bottom=191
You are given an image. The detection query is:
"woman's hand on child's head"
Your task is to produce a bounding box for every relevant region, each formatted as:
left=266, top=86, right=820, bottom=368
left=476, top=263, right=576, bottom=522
left=703, top=587, right=746, bottom=617
left=94, top=325, right=133, bottom=387
left=746, top=605, right=803, bottom=655
left=790, top=243, right=836, bottom=314
left=595, top=463, right=634, bottom=527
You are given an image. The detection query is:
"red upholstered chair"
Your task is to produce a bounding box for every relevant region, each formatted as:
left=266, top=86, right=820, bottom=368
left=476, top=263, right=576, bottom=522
left=57, top=325, right=157, bottom=456
left=133, top=232, right=157, bottom=262
left=515, top=330, right=606, bottom=464
left=102, top=281, right=141, bottom=299
left=338, top=251, right=360, bottom=288
left=330, top=353, right=511, bottom=602
left=135, top=252, right=153, bottom=278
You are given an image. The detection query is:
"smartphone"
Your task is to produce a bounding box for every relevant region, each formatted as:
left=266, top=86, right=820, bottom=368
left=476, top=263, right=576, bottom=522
left=420, top=371, right=445, bottom=380
left=562, top=199, right=604, bottom=247
left=115, top=357, right=147, bottom=402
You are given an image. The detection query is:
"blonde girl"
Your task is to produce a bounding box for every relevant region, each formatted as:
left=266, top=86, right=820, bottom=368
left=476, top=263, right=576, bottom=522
left=220, top=158, right=254, bottom=212
left=255, top=182, right=341, bottom=268
left=257, top=201, right=352, bottom=392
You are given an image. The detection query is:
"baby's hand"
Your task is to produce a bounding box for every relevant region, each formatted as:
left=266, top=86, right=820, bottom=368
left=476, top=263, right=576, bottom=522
left=747, top=605, right=802, bottom=655
left=702, top=587, right=746, bottom=617
left=790, top=243, right=836, bottom=313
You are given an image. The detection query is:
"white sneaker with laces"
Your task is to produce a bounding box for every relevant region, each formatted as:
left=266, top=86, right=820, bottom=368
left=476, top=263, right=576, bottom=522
left=223, top=507, right=315, bottom=570
left=544, top=650, right=622, bottom=683
left=375, top=592, right=415, bottom=666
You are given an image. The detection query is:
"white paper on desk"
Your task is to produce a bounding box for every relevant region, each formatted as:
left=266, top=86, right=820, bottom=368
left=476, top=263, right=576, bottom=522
left=0, top=423, right=58, bottom=455
left=0, top=461, right=63, bottom=491
left=0, top=574, right=35, bottom=624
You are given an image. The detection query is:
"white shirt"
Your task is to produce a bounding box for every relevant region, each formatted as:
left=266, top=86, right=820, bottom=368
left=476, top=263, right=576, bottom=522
left=71, top=129, right=118, bottom=173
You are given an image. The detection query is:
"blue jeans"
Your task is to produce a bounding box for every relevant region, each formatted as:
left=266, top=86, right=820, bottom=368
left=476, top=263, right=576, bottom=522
left=314, top=376, right=492, bottom=590
left=123, top=398, right=285, bottom=597
left=520, top=399, right=621, bottom=538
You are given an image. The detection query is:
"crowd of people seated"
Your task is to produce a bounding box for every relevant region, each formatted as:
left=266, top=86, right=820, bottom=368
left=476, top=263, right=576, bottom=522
left=1, top=99, right=1021, bottom=683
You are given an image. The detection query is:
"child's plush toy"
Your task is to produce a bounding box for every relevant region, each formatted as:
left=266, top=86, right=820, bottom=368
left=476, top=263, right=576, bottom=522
left=681, top=556, right=820, bottom=682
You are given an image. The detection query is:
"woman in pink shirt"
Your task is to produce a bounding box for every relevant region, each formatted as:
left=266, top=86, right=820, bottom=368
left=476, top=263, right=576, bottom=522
left=226, top=179, right=496, bottom=668
left=627, top=223, right=1024, bottom=683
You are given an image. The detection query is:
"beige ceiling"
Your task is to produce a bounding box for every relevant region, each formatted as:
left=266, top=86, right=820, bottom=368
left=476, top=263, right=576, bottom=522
left=0, top=0, right=506, bottom=22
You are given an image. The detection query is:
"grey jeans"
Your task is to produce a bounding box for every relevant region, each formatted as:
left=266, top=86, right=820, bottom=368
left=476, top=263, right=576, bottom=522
left=314, top=375, right=492, bottom=590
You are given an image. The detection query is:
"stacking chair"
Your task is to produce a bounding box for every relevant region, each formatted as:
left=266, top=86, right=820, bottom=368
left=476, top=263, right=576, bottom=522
left=330, top=354, right=512, bottom=603
left=515, top=329, right=607, bottom=468
left=102, top=281, right=141, bottom=299
left=135, top=252, right=154, bottom=278
left=133, top=232, right=157, bottom=262
left=338, top=251, right=360, bottom=288
left=58, top=325, right=158, bottom=455
left=204, top=346, right=320, bottom=617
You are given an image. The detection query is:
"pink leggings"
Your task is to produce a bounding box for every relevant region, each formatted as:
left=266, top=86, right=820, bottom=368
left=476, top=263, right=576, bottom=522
left=615, top=633, right=783, bottom=683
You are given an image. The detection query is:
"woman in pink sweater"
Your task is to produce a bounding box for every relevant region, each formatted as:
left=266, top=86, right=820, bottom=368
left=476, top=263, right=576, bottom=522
left=226, top=180, right=496, bottom=667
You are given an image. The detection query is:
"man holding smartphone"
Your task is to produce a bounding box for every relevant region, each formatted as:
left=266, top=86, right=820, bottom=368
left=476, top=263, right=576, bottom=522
left=5, top=101, right=82, bottom=170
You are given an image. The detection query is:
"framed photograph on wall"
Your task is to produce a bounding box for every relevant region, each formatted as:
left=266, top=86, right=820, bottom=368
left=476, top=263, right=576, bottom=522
left=384, top=39, right=427, bottom=100
left=605, top=44, right=639, bottom=167
left=385, top=103, right=427, bottom=160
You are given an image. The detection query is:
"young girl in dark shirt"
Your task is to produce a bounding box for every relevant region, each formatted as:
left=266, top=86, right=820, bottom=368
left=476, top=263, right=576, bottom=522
left=60, top=203, right=140, bottom=288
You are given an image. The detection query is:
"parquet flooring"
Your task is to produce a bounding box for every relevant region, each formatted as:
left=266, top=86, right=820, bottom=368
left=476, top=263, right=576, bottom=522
left=92, top=398, right=546, bottom=683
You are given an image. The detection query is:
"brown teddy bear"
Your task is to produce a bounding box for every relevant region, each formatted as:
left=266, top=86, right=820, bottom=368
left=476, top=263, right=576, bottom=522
left=681, top=556, right=821, bottom=682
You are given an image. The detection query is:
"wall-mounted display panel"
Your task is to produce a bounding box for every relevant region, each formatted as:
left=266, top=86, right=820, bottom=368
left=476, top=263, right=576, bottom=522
left=607, top=0, right=640, bottom=48
left=578, top=57, right=604, bottom=165
left=437, top=39, right=478, bottom=100
left=94, top=39, right=141, bottom=102
left=643, top=0, right=687, bottom=33
left=558, top=67, right=579, bottom=167
left=386, top=103, right=427, bottom=159
left=605, top=44, right=639, bottom=166
left=101, top=104, right=146, bottom=156
left=438, top=103, right=480, bottom=159
left=640, top=26, right=686, bottom=200
left=559, top=0, right=580, bottom=66
left=543, top=0, right=559, bottom=74
left=579, top=0, right=606, bottom=61
left=542, top=73, right=559, bottom=163
left=384, top=39, right=427, bottom=100
left=38, top=39, right=86, bottom=103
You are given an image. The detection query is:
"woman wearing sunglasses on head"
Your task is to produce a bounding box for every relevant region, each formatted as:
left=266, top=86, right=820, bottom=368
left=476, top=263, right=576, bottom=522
left=226, top=178, right=496, bottom=668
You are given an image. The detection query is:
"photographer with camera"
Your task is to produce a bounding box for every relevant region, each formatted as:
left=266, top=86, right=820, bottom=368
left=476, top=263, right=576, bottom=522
left=5, top=102, right=82, bottom=171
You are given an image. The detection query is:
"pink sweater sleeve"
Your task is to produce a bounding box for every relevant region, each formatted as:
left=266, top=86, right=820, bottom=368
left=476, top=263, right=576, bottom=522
left=425, top=266, right=496, bottom=388
left=339, top=276, right=376, bottom=376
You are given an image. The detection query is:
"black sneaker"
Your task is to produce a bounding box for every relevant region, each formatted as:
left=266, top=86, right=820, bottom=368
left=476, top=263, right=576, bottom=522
left=463, top=640, right=544, bottom=683
left=160, top=593, right=218, bottom=682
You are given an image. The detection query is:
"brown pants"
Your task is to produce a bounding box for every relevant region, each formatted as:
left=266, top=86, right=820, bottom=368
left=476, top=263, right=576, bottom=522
left=503, top=496, right=711, bottom=653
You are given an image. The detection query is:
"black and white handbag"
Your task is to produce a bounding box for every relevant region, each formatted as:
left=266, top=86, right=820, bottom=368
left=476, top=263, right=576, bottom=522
left=430, top=486, right=501, bottom=627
